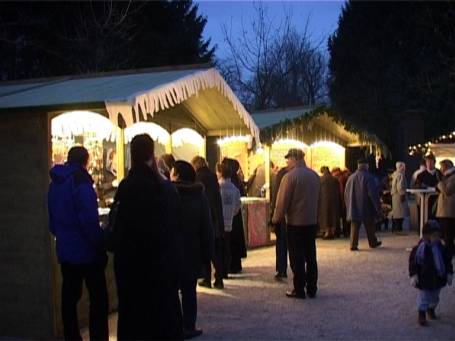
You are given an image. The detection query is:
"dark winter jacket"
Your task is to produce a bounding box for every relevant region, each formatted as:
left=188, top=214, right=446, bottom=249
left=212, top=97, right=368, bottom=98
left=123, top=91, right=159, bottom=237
left=409, top=239, right=453, bottom=290
left=195, top=166, right=224, bottom=239
left=345, top=169, right=380, bottom=221
left=416, top=169, right=442, bottom=188
left=48, top=163, right=104, bottom=264
left=113, top=164, right=183, bottom=340
left=174, top=182, right=213, bottom=281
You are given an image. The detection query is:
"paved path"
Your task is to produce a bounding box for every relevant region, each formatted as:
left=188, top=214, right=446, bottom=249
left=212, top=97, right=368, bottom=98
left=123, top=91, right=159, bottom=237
left=87, top=233, right=455, bottom=340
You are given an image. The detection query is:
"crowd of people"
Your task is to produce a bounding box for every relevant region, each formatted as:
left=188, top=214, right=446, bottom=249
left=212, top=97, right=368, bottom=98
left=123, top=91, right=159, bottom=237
left=47, top=138, right=454, bottom=340
left=47, top=135, right=248, bottom=340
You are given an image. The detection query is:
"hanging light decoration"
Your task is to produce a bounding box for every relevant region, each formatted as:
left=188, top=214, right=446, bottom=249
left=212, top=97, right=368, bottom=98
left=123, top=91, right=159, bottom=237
left=124, top=122, right=170, bottom=145
left=172, top=128, right=205, bottom=148
left=272, top=138, right=308, bottom=151
left=217, top=135, right=251, bottom=146
left=51, top=111, right=116, bottom=142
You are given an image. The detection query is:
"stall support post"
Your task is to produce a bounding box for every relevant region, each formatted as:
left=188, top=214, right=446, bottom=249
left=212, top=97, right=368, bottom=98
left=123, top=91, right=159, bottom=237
left=166, top=133, right=173, bottom=154
left=116, top=127, right=125, bottom=181
left=200, top=136, right=206, bottom=158
left=264, top=145, right=271, bottom=200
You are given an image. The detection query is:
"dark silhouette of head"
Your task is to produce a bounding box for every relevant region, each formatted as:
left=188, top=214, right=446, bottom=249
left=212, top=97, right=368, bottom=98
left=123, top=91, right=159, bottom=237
left=172, top=160, right=196, bottom=183
left=131, top=134, right=155, bottom=168
left=67, top=146, right=89, bottom=168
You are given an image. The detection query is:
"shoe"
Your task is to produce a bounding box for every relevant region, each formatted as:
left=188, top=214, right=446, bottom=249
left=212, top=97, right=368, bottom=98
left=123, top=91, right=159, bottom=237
left=418, top=310, right=427, bottom=326
left=427, top=308, right=438, bottom=320
left=198, top=279, right=212, bottom=289
left=307, top=291, right=317, bottom=298
left=184, top=328, right=203, bottom=339
left=370, top=241, right=382, bottom=248
left=285, top=290, right=306, bottom=299
left=322, top=234, right=335, bottom=240
left=350, top=246, right=359, bottom=251
left=275, top=272, right=287, bottom=280
left=213, top=281, right=224, bottom=289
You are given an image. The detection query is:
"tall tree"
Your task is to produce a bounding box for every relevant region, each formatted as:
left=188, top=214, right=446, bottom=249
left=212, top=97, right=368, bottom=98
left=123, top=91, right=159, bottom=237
left=0, top=0, right=215, bottom=80
left=219, top=4, right=327, bottom=110
left=328, top=1, right=455, bottom=155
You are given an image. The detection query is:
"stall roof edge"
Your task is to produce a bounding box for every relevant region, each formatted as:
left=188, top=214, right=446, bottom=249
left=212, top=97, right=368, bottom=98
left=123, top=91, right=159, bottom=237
left=251, top=105, right=317, bottom=129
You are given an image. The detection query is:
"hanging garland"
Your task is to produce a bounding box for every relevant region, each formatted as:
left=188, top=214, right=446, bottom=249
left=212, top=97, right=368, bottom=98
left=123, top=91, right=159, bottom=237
left=408, top=131, right=455, bottom=156
left=260, top=105, right=390, bottom=157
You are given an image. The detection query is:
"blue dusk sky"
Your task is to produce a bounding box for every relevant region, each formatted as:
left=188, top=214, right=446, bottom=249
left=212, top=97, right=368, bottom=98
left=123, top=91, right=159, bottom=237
left=196, top=0, right=346, bottom=60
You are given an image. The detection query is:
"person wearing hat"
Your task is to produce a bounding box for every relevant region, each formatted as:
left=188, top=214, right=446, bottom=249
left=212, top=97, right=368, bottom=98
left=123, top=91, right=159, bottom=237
left=409, top=220, right=453, bottom=326
left=416, top=153, right=442, bottom=219
left=344, top=158, right=382, bottom=251
left=272, top=148, right=321, bottom=299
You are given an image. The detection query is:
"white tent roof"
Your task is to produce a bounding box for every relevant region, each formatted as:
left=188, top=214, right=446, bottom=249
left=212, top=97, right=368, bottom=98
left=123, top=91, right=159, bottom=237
left=0, top=66, right=260, bottom=142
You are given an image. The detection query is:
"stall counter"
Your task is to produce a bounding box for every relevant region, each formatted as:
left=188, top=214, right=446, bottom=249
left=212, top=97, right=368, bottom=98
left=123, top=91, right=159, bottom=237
left=241, top=197, right=272, bottom=248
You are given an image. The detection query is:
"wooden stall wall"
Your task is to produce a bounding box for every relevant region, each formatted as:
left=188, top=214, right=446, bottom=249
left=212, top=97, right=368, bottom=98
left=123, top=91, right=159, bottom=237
left=0, top=110, right=54, bottom=338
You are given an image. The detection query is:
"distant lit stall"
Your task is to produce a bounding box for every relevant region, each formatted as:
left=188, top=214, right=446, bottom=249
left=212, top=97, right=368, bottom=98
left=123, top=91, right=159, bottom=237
left=251, top=106, right=389, bottom=199
left=408, top=131, right=455, bottom=165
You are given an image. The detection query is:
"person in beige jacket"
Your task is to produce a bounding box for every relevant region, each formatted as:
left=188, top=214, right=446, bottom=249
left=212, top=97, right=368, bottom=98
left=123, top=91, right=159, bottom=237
left=272, top=148, right=321, bottom=299
left=391, top=162, right=410, bottom=232
left=436, top=159, right=455, bottom=258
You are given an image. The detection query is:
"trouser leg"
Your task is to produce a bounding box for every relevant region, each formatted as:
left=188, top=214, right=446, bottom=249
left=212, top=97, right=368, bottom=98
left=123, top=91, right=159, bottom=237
left=302, top=225, right=318, bottom=295
left=275, top=223, right=288, bottom=274
left=342, top=210, right=350, bottom=237
left=61, top=263, right=83, bottom=341
left=202, top=261, right=212, bottom=283
left=393, top=218, right=403, bottom=232
left=287, top=226, right=306, bottom=295
left=428, top=288, right=441, bottom=309
left=350, top=221, right=360, bottom=249
left=439, top=218, right=455, bottom=259
left=364, top=219, right=379, bottom=247
left=223, top=232, right=231, bottom=278
left=181, top=279, right=198, bottom=330
left=84, top=260, right=109, bottom=341
left=213, top=238, right=225, bottom=283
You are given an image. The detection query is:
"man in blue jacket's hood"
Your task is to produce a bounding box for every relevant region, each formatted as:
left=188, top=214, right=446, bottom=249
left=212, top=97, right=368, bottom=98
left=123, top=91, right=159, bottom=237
left=48, top=146, right=108, bottom=340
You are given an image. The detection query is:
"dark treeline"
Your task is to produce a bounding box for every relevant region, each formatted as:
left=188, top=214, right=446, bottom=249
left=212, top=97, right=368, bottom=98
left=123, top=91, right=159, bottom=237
left=329, top=1, right=455, bottom=157
left=0, top=0, right=215, bottom=80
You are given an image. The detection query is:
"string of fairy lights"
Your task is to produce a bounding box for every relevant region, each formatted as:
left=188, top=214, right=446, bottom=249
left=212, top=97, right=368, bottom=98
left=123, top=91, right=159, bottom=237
left=408, top=130, right=455, bottom=156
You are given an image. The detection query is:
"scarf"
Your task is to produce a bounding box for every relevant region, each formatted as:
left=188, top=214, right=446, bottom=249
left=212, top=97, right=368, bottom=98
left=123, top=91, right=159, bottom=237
left=416, top=240, right=446, bottom=277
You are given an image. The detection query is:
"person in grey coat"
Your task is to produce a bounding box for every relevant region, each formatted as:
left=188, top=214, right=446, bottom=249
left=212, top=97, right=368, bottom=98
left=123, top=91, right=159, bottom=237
left=344, top=158, right=382, bottom=251
left=391, top=161, right=410, bottom=232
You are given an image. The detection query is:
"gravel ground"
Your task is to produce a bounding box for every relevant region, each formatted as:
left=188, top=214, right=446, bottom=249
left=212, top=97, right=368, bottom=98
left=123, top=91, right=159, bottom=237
left=85, top=232, right=455, bottom=340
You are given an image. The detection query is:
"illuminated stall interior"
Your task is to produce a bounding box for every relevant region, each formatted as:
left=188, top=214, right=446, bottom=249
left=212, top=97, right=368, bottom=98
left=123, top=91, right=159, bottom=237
left=51, top=111, right=117, bottom=207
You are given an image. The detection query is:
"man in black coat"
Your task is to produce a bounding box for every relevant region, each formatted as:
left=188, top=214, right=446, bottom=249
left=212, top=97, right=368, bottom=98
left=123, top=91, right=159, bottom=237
left=192, top=156, right=226, bottom=289
left=416, top=153, right=443, bottom=219
left=113, top=135, right=183, bottom=340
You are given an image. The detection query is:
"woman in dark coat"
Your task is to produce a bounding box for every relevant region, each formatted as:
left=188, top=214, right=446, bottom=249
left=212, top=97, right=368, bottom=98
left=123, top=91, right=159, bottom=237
left=319, top=166, right=341, bottom=239
left=222, top=158, right=247, bottom=273
left=171, top=160, right=213, bottom=339
left=113, top=134, right=183, bottom=340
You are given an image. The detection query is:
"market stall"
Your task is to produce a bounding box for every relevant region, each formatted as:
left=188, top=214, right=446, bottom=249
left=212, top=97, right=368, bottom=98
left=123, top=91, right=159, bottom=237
left=251, top=106, right=389, bottom=207
left=0, top=65, right=260, bottom=338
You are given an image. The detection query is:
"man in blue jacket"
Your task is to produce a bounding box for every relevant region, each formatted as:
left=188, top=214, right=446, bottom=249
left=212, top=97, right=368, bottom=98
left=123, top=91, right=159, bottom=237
left=48, top=146, right=108, bottom=340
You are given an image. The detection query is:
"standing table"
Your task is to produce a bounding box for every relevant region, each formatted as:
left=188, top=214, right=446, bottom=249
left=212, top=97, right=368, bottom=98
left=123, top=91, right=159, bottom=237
left=406, top=188, right=438, bottom=237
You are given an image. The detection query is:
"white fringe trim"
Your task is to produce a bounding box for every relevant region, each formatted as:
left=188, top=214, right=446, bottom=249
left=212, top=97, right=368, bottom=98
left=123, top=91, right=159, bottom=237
left=105, top=68, right=260, bottom=143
